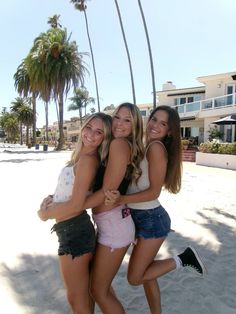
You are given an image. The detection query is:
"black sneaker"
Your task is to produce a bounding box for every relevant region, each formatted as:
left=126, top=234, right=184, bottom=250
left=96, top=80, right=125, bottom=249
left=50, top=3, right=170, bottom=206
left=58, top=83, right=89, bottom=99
left=178, top=246, right=206, bottom=275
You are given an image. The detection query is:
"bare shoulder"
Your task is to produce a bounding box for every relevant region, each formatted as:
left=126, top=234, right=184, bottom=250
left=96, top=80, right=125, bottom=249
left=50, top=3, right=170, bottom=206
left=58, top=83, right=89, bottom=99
left=75, top=154, right=99, bottom=171
left=146, top=141, right=167, bottom=160
left=110, top=138, right=130, bottom=152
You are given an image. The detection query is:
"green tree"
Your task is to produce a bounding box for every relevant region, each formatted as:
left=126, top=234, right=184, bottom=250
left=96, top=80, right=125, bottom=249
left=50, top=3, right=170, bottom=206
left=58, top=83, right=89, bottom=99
left=10, top=97, right=34, bottom=145
left=26, top=21, right=88, bottom=150
left=47, top=14, right=62, bottom=29
left=18, top=103, right=34, bottom=146
left=14, top=60, right=38, bottom=145
left=114, top=0, right=136, bottom=105
left=0, top=112, right=19, bottom=142
left=90, top=107, right=96, bottom=114
left=208, top=126, right=224, bottom=141
left=137, top=0, right=157, bottom=109
left=68, top=87, right=95, bottom=126
left=70, top=0, right=101, bottom=112
left=10, top=97, right=25, bottom=144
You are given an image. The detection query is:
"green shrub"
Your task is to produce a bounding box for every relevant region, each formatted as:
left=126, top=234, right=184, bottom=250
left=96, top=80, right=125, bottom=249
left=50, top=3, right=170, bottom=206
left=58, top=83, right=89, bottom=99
left=208, top=127, right=223, bottom=141
left=181, top=139, right=190, bottom=146
left=199, top=142, right=212, bottom=153
left=199, top=141, right=236, bottom=155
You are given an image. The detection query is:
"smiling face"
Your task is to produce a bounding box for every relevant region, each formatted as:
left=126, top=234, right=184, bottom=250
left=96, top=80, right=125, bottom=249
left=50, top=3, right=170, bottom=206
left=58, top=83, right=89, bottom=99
left=112, top=106, right=133, bottom=139
left=81, top=117, right=105, bottom=149
left=147, top=109, right=170, bottom=142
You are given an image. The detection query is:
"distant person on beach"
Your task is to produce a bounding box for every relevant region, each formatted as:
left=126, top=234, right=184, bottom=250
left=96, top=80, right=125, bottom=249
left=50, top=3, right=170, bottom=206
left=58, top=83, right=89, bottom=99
left=105, top=105, right=206, bottom=314
left=37, top=112, right=112, bottom=314
left=39, top=102, right=144, bottom=314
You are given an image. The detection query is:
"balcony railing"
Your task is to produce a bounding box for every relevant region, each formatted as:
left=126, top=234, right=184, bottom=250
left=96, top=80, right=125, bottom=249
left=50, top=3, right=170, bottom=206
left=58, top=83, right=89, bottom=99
left=176, top=93, right=236, bottom=115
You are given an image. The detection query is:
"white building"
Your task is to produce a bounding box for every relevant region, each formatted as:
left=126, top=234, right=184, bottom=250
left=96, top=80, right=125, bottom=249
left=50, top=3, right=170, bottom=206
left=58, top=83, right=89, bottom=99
left=156, top=71, right=236, bottom=144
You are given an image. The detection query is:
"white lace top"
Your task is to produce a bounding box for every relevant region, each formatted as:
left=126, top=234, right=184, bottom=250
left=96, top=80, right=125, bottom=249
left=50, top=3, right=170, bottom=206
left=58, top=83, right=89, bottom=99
left=53, top=166, right=75, bottom=203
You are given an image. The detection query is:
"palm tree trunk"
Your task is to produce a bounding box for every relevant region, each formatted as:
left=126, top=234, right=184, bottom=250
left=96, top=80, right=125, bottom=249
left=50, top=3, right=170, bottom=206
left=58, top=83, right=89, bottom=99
left=83, top=10, right=100, bottom=112
left=44, top=102, right=49, bottom=142
left=137, top=0, right=157, bottom=109
left=20, top=122, right=23, bottom=145
left=26, top=125, right=29, bottom=146
left=57, top=92, right=65, bottom=150
left=79, top=107, right=83, bottom=127
left=32, top=93, right=37, bottom=145
left=114, top=0, right=136, bottom=105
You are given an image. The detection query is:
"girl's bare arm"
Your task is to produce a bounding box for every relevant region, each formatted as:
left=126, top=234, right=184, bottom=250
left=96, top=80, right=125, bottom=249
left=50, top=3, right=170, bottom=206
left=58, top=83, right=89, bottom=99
left=106, top=142, right=167, bottom=205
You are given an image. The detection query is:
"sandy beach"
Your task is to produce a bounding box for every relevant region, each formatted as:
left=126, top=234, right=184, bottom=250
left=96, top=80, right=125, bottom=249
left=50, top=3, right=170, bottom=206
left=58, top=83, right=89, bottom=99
left=0, top=147, right=236, bottom=314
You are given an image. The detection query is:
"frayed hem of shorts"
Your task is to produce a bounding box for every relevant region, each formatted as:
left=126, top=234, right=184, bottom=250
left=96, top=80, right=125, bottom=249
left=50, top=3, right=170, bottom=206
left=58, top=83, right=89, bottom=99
left=97, top=241, right=134, bottom=252
left=58, top=250, right=95, bottom=259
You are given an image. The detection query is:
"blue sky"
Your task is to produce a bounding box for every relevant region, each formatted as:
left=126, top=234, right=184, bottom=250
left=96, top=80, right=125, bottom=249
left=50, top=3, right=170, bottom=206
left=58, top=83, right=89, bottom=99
left=1, top=0, right=236, bottom=127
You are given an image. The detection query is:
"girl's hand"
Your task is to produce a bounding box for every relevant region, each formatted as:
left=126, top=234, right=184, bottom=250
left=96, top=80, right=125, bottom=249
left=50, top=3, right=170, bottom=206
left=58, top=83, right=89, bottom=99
left=38, top=195, right=54, bottom=221
left=40, top=195, right=53, bottom=210
left=37, top=208, right=49, bottom=221
left=104, top=190, right=121, bottom=206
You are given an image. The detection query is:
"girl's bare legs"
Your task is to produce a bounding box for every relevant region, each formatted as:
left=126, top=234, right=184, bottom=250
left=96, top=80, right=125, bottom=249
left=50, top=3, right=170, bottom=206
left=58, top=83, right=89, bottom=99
left=59, top=253, right=94, bottom=314
left=128, top=237, right=176, bottom=314
left=90, top=243, right=129, bottom=314
left=143, top=280, right=161, bottom=314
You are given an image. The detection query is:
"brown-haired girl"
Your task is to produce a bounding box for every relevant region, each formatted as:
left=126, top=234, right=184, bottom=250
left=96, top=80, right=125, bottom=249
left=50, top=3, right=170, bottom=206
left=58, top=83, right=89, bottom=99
left=106, top=105, right=206, bottom=313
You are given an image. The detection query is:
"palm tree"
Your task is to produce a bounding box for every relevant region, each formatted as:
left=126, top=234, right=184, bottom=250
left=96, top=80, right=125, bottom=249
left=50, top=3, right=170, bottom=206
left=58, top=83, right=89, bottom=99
left=70, top=0, right=101, bottom=112
left=90, top=107, right=96, bottom=114
left=17, top=102, right=34, bottom=146
left=26, top=25, right=88, bottom=150
left=0, top=112, right=19, bottom=142
left=10, top=97, right=25, bottom=144
left=10, top=97, right=34, bottom=145
left=47, top=14, right=62, bottom=29
left=14, top=60, right=38, bottom=145
left=137, top=0, right=157, bottom=108
left=114, top=0, right=136, bottom=105
left=68, top=87, right=95, bottom=126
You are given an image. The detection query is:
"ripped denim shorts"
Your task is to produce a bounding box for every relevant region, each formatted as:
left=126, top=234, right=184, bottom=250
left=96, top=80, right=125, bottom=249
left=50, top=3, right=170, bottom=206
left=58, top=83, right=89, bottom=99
left=131, top=205, right=171, bottom=239
left=51, top=211, right=96, bottom=259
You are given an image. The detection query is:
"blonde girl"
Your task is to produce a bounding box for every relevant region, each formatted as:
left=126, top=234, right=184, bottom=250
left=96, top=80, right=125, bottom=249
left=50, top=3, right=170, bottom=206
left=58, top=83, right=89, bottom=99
left=38, top=112, right=112, bottom=314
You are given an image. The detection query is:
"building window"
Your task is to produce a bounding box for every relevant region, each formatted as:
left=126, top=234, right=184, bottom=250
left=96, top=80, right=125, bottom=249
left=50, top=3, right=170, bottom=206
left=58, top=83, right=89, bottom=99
left=174, top=95, right=202, bottom=106
left=140, top=110, right=147, bottom=116
left=180, top=98, right=186, bottom=104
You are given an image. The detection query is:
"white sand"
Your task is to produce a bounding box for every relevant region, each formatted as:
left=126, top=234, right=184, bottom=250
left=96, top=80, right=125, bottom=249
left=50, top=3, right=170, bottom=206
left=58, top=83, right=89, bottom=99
left=0, top=149, right=236, bottom=313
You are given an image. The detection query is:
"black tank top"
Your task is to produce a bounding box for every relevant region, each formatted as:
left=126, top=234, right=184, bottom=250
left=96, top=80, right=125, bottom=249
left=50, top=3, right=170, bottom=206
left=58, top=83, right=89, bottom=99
left=93, top=163, right=131, bottom=195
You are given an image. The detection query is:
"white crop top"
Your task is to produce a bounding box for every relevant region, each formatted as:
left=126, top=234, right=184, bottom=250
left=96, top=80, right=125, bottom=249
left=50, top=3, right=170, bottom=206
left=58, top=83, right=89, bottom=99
left=127, top=141, right=167, bottom=210
left=53, top=166, right=75, bottom=203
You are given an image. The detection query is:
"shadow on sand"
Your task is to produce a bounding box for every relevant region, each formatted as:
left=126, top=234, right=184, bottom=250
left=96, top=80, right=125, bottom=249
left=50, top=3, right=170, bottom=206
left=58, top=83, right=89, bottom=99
left=1, top=206, right=236, bottom=314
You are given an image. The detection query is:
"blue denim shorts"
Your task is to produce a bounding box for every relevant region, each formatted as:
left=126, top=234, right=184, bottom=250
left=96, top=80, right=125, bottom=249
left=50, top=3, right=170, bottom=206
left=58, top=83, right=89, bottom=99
left=51, top=211, right=96, bottom=259
left=131, top=205, right=171, bottom=239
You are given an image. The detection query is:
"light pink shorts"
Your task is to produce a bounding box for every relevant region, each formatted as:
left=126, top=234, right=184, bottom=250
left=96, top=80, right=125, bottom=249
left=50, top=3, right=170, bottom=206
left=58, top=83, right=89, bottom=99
left=92, top=205, right=135, bottom=251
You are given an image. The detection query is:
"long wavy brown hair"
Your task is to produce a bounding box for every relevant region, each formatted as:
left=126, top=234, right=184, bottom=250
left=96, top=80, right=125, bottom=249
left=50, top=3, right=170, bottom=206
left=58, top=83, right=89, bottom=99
left=147, top=105, right=182, bottom=193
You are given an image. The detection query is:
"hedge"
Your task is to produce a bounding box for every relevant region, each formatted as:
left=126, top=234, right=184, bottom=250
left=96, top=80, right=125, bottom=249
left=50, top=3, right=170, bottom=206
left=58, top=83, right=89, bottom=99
left=199, top=141, right=236, bottom=155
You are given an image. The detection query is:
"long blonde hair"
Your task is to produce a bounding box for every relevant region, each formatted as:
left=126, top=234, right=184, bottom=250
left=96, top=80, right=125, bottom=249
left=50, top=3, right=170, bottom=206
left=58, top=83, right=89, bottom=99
left=112, top=102, right=144, bottom=182
left=68, top=113, right=112, bottom=166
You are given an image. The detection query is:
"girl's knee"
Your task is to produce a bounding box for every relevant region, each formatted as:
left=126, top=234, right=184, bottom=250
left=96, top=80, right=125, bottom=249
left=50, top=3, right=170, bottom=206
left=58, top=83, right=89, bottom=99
left=127, top=272, right=142, bottom=286
left=90, top=283, right=103, bottom=302
left=67, top=291, right=88, bottom=313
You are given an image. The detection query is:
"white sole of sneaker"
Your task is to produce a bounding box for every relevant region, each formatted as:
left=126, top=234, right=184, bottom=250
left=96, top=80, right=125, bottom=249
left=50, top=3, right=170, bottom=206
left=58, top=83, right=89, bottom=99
left=189, top=246, right=207, bottom=276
